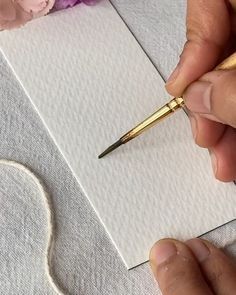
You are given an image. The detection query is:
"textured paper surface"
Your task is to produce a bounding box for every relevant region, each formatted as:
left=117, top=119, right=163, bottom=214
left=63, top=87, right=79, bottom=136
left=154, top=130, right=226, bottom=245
left=1, top=53, right=236, bottom=295
left=0, top=1, right=236, bottom=268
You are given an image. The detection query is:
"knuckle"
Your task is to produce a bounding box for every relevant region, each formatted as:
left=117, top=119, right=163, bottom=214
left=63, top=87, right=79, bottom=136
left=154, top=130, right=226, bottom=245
left=186, top=0, right=229, bottom=46
left=162, top=270, right=185, bottom=293
left=187, top=13, right=216, bottom=44
left=162, top=269, right=202, bottom=294
left=156, top=255, right=201, bottom=294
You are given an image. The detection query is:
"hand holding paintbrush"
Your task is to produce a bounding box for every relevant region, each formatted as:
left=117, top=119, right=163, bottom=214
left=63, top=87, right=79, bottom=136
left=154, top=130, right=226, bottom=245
left=100, top=2, right=236, bottom=183
left=99, top=53, right=236, bottom=181
left=149, top=2, right=236, bottom=295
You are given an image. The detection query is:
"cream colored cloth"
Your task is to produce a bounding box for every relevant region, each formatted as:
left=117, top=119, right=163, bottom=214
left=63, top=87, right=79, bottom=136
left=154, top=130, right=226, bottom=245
left=0, top=0, right=235, bottom=294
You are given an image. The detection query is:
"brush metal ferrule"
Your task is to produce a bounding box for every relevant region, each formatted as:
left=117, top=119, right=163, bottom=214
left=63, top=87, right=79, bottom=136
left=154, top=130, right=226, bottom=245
left=121, top=97, right=184, bottom=143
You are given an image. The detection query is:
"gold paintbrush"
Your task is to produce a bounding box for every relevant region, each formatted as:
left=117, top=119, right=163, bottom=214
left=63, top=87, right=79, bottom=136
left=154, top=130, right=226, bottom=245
left=98, top=52, right=236, bottom=159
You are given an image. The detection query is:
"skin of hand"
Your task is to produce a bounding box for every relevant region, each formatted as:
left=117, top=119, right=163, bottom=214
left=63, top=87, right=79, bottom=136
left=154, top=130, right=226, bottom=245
left=150, top=1, right=236, bottom=294
left=166, top=0, right=236, bottom=182
left=150, top=238, right=236, bottom=295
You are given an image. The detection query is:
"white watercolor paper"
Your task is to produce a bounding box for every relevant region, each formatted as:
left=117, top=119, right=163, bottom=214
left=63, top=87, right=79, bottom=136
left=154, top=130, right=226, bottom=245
left=0, top=1, right=235, bottom=268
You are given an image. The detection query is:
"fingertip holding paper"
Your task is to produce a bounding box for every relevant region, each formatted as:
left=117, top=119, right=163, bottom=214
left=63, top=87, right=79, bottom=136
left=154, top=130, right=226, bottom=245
left=0, top=1, right=235, bottom=269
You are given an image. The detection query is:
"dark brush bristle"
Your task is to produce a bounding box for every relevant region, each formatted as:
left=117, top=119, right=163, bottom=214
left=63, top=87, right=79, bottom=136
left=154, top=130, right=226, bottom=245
left=98, top=139, right=123, bottom=159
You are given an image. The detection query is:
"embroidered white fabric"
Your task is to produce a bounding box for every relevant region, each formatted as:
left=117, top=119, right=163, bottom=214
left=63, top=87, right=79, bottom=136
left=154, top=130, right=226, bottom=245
left=0, top=1, right=235, bottom=294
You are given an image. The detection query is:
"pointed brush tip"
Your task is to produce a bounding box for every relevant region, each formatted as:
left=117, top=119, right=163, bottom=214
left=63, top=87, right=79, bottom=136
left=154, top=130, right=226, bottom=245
left=98, top=139, right=123, bottom=159
left=98, top=153, right=105, bottom=159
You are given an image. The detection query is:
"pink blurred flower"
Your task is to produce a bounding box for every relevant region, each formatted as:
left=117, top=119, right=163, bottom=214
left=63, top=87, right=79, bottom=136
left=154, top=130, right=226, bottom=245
left=0, top=0, right=55, bottom=30
left=0, top=0, right=98, bottom=30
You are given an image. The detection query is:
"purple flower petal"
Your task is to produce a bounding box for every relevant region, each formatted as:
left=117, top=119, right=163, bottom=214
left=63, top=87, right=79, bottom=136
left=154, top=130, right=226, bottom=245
left=81, top=0, right=97, bottom=4
left=54, top=0, right=97, bottom=10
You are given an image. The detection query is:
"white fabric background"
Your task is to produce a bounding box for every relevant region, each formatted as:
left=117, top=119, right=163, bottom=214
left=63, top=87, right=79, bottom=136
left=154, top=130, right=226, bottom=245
left=0, top=0, right=235, bottom=294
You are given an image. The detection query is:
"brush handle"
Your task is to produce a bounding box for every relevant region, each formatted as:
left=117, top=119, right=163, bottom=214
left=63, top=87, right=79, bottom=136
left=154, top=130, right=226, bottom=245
left=122, top=97, right=184, bottom=143
left=216, top=52, right=236, bottom=70
left=121, top=52, right=236, bottom=144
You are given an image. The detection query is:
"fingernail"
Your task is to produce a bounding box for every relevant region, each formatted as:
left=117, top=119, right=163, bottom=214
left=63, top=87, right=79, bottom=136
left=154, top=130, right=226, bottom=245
left=187, top=239, right=210, bottom=262
left=152, top=241, right=177, bottom=266
left=184, top=81, right=212, bottom=113
left=166, top=63, right=181, bottom=85
left=210, top=151, right=218, bottom=176
left=189, top=113, right=197, bottom=141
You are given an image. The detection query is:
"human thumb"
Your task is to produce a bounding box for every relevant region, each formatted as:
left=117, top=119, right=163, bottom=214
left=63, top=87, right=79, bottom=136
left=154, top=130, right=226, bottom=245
left=184, top=69, right=236, bottom=128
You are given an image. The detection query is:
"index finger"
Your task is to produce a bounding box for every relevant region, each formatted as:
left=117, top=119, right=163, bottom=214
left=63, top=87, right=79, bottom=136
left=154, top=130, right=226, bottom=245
left=166, top=0, right=231, bottom=97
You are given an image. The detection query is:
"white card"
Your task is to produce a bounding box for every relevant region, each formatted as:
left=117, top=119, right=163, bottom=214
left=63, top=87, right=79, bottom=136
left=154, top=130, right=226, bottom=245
left=1, top=1, right=235, bottom=269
